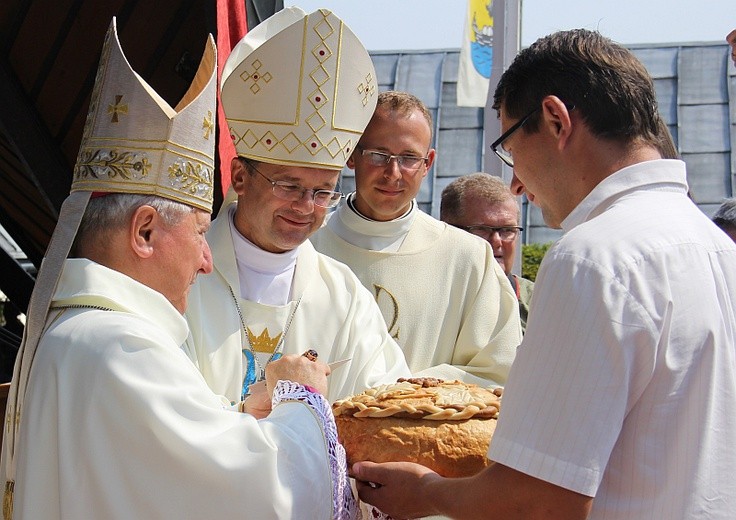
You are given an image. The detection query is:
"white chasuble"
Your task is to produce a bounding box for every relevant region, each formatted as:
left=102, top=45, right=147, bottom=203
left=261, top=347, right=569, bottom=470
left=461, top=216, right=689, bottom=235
left=13, top=259, right=343, bottom=519
left=311, top=199, right=522, bottom=387
left=184, top=201, right=410, bottom=404
left=237, top=296, right=301, bottom=400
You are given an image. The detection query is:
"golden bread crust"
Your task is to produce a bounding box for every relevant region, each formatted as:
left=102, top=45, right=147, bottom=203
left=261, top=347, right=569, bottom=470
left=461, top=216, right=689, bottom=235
left=334, top=379, right=502, bottom=477
left=332, top=379, right=501, bottom=420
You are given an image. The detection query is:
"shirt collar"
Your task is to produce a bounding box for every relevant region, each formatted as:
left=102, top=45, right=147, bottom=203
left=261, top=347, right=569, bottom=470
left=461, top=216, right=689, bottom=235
left=229, top=205, right=300, bottom=275
left=561, top=159, right=688, bottom=232
left=327, top=192, right=416, bottom=251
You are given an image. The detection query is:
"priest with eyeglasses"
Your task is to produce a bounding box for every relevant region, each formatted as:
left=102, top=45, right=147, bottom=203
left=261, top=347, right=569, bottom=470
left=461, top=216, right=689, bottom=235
left=311, top=91, right=522, bottom=388
left=183, top=7, right=409, bottom=418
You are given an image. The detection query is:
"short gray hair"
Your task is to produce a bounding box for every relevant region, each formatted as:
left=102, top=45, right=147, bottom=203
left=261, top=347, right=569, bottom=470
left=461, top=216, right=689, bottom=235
left=440, top=173, right=518, bottom=222
left=74, top=194, right=193, bottom=253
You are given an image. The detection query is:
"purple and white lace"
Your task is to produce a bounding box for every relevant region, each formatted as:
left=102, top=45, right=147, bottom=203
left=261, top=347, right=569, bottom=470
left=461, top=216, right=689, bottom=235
left=273, top=380, right=359, bottom=520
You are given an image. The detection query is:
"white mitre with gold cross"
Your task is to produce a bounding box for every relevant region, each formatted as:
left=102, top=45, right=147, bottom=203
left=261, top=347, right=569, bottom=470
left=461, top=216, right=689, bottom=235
left=221, top=7, right=377, bottom=171
left=0, top=18, right=216, bottom=519
left=72, top=17, right=216, bottom=211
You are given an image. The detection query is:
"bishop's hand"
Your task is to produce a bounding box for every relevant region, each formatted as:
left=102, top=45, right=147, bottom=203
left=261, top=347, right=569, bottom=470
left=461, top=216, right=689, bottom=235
left=265, top=353, right=329, bottom=398
left=242, top=381, right=271, bottom=419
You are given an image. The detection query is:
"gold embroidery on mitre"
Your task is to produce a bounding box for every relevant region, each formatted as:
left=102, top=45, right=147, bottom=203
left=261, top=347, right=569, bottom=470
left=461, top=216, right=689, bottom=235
left=358, top=73, right=376, bottom=107
left=240, top=59, right=272, bottom=95
left=202, top=110, right=214, bottom=140
left=307, top=110, right=327, bottom=133
left=2, top=406, right=19, bottom=506
left=221, top=9, right=375, bottom=170
left=373, top=284, right=400, bottom=341
left=79, top=29, right=113, bottom=147
left=107, top=94, right=128, bottom=123
left=4, top=404, right=18, bottom=433
left=300, top=13, right=335, bottom=159
left=74, top=149, right=151, bottom=180
left=168, top=159, right=214, bottom=198
left=3, top=480, right=14, bottom=520
left=246, top=327, right=284, bottom=354
left=69, top=20, right=216, bottom=214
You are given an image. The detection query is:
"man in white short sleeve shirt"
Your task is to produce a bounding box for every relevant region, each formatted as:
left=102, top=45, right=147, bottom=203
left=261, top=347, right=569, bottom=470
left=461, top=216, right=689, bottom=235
left=352, top=29, right=736, bottom=520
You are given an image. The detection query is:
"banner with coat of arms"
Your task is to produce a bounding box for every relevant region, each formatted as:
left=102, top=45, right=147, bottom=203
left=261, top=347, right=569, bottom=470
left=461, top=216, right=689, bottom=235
left=457, top=0, right=494, bottom=107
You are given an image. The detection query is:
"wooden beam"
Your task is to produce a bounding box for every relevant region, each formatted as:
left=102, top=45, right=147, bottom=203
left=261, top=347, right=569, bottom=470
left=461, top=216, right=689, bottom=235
left=0, top=59, right=70, bottom=216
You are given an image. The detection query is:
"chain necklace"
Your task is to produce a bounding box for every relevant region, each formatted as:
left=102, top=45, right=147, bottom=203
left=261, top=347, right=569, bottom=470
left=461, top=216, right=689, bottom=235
left=228, top=285, right=301, bottom=399
left=50, top=304, right=115, bottom=312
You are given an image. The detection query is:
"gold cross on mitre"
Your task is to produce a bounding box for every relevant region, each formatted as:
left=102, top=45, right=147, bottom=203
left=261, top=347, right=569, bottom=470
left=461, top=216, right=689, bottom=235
left=107, top=94, right=128, bottom=123
left=202, top=110, right=214, bottom=139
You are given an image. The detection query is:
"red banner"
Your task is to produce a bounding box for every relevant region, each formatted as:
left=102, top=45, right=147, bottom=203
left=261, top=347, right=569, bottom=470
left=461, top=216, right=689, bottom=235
left=216, top=0, right=248, bottom=197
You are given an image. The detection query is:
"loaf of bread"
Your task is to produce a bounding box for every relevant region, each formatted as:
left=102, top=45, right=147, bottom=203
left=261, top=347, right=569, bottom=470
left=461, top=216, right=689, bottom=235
left=333, top=378, right=502, bottom=478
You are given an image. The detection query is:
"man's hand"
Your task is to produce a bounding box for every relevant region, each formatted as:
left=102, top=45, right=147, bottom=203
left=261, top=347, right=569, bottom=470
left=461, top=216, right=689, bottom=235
left=353, top=460, right=594, bottom=520
left=242, top=381, right=271, bottom=419
left=265, top=354, right=330, bottom=397
left=353, top=461, right=442, bottom=519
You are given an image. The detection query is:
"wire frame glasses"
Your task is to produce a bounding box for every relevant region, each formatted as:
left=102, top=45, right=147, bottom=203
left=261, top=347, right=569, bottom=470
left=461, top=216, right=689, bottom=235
left=248, top=162, right=343, bottom=208
left=453, top=224, right=523, bottom=242
left=490, top=107, right=541, bottom=168
left=357, top=146, right=428, bottom=173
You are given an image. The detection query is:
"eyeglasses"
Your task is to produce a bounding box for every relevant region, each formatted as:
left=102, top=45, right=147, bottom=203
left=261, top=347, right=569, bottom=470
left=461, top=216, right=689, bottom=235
left=452, top=224, right=522, bottom=242
left=490, top=107, right=541, bottom=168
left=357, top=145, right=428, bottom=173
left=248, top=162, right=343, bottom=208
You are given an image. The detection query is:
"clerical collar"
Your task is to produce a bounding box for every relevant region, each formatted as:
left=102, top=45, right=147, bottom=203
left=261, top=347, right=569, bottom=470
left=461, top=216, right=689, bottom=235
left=228, top=206, right=299, bottom=304
left=326, top=192, right=416, bottom=251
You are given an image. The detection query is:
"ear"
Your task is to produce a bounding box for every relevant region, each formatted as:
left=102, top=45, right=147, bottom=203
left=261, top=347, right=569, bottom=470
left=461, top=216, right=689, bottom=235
left=346, top=149, right=357, bottom=170
left=540, top=95, right=574, bottom=151
left=129, top=205, right=158, bottom=259
left=423, top=148, right=437, bottom=177
left=230, top=157, right=248, bottom=195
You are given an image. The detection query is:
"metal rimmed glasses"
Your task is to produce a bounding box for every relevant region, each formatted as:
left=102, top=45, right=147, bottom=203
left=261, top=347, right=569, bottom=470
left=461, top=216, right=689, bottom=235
left=247, top=161, right=343, bottom=208
left=357, top=145, right=429, bottom=173
left=490, top=106, right=541, bottom=168
left=452, top=224, right=523, bottom=242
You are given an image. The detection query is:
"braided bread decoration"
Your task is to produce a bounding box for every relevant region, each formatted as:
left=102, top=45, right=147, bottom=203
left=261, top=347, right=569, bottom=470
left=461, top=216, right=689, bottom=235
left=332, top=378, right=501, bottom=421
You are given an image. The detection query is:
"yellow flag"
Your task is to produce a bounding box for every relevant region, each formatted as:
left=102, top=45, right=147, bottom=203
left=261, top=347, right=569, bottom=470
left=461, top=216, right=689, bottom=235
left=457, top=0, right=494, bottom=107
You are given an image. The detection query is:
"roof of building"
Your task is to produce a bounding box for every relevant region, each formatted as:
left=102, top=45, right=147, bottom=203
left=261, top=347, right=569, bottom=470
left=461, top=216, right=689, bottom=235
left=358, top=42, right=735, bottom=244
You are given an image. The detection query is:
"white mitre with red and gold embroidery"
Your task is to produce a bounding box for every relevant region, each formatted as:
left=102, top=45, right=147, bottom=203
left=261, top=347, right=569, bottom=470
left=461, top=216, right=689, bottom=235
left=221, top=7, right=377, bottom=171
left=72, top=18, right=216, bottom=211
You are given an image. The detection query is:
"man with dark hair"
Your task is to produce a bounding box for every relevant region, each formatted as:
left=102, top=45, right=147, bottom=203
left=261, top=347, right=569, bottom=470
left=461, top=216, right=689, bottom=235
left=353, top=29, right=736, bottom=520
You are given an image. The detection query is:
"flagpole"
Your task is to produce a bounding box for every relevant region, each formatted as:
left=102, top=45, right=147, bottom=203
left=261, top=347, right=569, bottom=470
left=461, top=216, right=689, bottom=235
left=483, top=0, right=523, bottom=271
left=483, top=0, right=521, bottom=180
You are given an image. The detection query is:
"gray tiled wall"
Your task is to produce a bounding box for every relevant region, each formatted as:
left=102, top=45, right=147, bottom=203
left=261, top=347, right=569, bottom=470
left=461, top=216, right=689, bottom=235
left=351, top=42, right=735, bottom=245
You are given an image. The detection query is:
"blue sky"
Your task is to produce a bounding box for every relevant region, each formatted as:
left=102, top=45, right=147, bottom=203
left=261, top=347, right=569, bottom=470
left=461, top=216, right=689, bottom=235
left=285, top=0, right=734, bottom=51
